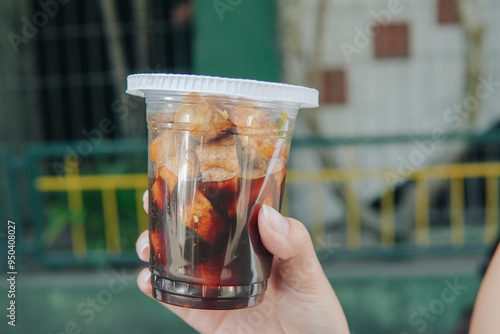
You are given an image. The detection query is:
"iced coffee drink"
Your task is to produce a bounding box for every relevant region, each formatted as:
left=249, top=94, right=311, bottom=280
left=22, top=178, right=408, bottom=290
left=127, top=74, right=318, bottom=309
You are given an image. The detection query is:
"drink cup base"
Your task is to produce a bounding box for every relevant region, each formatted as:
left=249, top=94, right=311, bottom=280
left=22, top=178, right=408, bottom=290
left=151, top=272, right=267, bottom=310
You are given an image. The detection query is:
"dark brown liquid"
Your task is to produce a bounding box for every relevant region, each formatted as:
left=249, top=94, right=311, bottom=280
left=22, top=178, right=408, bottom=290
left=145, top=92, right=295, bottom=309
left=149, top=167, right=286, bottom=289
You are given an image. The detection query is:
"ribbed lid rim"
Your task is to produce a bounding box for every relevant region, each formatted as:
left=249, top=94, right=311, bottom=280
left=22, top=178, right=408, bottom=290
left=126, top=73, right=319, bottom=108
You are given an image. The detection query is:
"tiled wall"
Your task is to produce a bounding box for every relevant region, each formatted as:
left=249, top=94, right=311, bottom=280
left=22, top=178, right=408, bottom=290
left=288, top=0, right=500, bottom=220
left=293, top=0, right=500, bottom=163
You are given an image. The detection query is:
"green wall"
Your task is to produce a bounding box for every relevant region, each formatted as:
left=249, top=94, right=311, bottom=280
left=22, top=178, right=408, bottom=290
left=193, top=0, right=280, bottom=82
left=335, top=275, right=480, bottom=334
left=2, top=271, right=480, bottom=334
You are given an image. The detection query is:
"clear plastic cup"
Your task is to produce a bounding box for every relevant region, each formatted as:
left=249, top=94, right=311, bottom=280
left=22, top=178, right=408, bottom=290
left=127, top=74, right=318, bottom=310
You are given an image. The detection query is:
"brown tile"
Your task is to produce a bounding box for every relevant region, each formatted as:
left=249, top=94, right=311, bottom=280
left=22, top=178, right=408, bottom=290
left=374, top=23, right=410, bottom=58
left=438, top=0, right=460, bottom=24
left=320, top=69, right=348, bottom=104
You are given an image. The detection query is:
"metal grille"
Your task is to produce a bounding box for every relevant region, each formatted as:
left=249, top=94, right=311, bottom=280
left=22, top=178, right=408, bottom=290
left=28, top=0, right=193, bottom=141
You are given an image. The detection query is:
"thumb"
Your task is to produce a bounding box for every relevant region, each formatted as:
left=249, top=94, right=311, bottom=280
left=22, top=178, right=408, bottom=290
left=258, top=205, right=327, bottom=292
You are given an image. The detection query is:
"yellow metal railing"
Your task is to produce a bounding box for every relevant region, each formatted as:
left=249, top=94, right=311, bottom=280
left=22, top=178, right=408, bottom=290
left=285, top=162, right=500, bottom=249
left=36, top=162, right=500, bottom=255
left=65, top=157, right=87, bottom=256
left=36, top=158, right=148, bottom=256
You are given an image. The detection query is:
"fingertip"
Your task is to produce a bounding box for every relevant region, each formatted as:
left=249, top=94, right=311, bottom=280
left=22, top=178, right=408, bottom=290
left=258, top=205, right=293, bottom=259
left=143, top=190, right=149, bottom=214
left=136, top=269, right=189, bottom=318
left=136, top=230, right=150, bottom=262
left=259, top=205, right=290, bottom=235
left=137, top=270, right=182, bottom=312
left=258, top=206, right=316, bottom=262
left=137, top=268, right=152, bottom=296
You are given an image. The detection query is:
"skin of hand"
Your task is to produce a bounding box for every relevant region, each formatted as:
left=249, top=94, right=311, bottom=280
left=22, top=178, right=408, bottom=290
left=136, top=191, right=350, bottom=334
left=469, top=243, right=500, bottom=333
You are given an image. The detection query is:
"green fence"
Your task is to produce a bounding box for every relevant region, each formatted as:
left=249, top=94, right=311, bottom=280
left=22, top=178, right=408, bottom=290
left=2, top=133, right=500, bottom=268
left=23, top=140, right=148, bottom=266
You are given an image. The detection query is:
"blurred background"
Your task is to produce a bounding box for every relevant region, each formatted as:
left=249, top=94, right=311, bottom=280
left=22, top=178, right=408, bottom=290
left=1, top=0, right=499, bottom=333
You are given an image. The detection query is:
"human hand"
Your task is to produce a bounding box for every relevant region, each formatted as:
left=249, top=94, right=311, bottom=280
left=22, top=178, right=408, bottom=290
left=470, top=243, right=500, bottom=333
left=136, top=191, right=349, bottom=334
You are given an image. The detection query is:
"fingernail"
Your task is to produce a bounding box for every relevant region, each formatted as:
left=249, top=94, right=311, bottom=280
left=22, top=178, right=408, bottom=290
left=143, top=191, right=148, bottom=213
left=262, top=205, right=290, bottom=235
left=138, top=241, right=148, bottom=257
left=142, top=270, right=151, bottom=284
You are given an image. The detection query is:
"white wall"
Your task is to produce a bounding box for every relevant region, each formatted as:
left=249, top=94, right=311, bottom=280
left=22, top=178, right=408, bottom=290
left=287, top=0, right=500, bottom=224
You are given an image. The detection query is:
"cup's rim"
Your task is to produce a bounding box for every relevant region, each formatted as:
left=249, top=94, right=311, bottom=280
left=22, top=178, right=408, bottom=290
left=126, top=73, right=319, bottom=109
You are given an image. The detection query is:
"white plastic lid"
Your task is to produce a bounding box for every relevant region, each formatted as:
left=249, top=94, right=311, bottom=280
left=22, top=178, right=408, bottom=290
left=126, top=73, right=319, bottom=108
